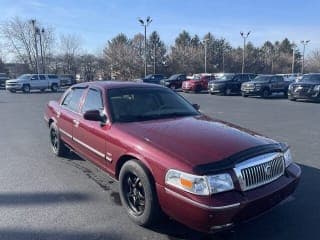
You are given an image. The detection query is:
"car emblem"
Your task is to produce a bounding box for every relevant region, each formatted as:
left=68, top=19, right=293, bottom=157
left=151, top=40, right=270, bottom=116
left=264, top=164, right=272, bottom=176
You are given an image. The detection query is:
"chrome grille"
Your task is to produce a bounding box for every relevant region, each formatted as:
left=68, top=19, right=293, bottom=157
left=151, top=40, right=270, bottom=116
left=234, top=152, right=285, bottom=191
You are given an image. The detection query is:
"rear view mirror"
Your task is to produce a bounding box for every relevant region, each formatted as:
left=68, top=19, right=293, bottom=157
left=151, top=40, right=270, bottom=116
left=192, top=104, right=200, bottom=111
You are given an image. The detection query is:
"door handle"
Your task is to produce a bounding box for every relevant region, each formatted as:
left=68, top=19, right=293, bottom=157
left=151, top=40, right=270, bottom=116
left=73, top=119, right=79, bottom=127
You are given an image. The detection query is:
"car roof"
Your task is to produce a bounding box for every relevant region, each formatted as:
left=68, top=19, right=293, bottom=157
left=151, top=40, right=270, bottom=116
left=73, top=81, right=165, bottom=90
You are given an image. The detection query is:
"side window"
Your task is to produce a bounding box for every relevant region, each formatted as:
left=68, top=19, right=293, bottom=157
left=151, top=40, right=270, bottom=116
left=271, top=77, right=278, bottom=82
left=277, top=76, right=284, bottom=81
left=241, top=75, right=249, bottom=82
left=31, top=75, right=39, bottom=80
left=39, top=75, right=46, bottom=80
left=82, top=88, right=103, bottom=113
left=61, top=88, right=85, bottom=112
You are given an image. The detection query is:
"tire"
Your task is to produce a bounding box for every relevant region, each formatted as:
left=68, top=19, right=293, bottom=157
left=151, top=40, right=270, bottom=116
left=170, top=85, right=176, bottom=90
left=194, top=86, right=201, bottom=93
left=51, top=84, right=58, bottom=92
left=241, top=92, right=248, bottom=97
left=49, top=122, right=68, bottom=157
left=261, top=89, right=270, bottom=98
left=283, top=90, right=288, bottom=97
left=22, top=84, right=30, bottom=93
left=40, top=89, right=46, bottom=93
left=119, top=160, right=161, bottom=227
left=224, top=88, right=232, bottom=96
left=9, top=90, right=16, bottom=93
left=289, top=96, right=296, bottom=101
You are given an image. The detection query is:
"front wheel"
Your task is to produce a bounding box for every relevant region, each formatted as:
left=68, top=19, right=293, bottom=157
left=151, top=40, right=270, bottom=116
left=241, top=92, right=248, bottom=97
left=51, top=84, right=58, bottom=92
left=288, top=96, right=296, bottom=101
left=49, top=122, right=69, bottom=157
left=119, top=160, right=161, bottom=226
left=224, top=88, right=232, bottom=96
left=261, top=89, right=270, bottom=98
left=22, top=84, right=30, bottom=93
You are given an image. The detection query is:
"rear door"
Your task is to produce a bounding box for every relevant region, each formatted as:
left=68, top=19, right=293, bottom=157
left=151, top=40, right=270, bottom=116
left=73, top=87, right=109, bottom=166
left=39, top=74, right=48, bottom=89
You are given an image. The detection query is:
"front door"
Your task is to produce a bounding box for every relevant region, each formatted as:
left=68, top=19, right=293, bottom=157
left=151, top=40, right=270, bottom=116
left=73, top=87, right=109, bottom=168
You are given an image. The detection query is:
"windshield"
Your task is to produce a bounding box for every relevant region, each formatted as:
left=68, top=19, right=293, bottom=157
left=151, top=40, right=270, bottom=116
left=168, top=74, right=179, bottom=80
left=253, top=76, right=272, bottom=82
left=108, top=87, right=199, bottom=123
left=17, top=74, right=31, bottom=80
left=300, top=75, right=320, bottom=83
left=217, top=74, right=234, bottom=81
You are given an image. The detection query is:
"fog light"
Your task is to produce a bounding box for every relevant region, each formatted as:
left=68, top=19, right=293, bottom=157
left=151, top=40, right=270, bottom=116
left=210, top=223, right=234, bottom=231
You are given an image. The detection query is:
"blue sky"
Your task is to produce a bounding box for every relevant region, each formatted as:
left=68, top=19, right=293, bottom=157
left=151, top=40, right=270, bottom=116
left=0, top=0, right=319, bottom=55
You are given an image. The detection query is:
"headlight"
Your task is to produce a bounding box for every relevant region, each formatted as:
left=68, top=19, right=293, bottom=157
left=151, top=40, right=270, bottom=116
left=207, top=174, right=234, bottom=194
left=165, top=81, right=170, bottom=85
left=289, top=84, right=294, bottom=90
left=165, top=170, right=234, bottom=195
left=314, top=85, right=320, bottom=91
left=283, top=148, right=293, bottom=167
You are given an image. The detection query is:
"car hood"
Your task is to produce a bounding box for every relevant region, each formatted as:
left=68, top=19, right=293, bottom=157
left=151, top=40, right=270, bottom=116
left=248, top=80, right=269, bottom=84
left=117, top=115, right=276, bottom=168
left=6, top=78, right=23, bottom=83
left=292, top=81, right=319, bottom=86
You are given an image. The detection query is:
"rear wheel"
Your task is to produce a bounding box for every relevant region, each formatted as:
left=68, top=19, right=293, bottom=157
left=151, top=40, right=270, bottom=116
left=119, top=160, right=161, bottom=226
left=49, top=122, right=68, bottom=157
left=9, top=89, right=16, bottom=93
left=289, top=96, right=297, bottom=101
left=22, top=84, right=30, bottom=93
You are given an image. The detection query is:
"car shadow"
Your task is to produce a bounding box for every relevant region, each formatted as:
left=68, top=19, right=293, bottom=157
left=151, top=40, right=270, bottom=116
left=0, top=229, right=120, bottom=240
left=149, top=164, right=320, bottom=240
left=0, top=192, right=92, bottom=206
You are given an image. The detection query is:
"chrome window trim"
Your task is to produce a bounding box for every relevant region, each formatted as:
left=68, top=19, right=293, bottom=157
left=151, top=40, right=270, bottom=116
left=233, top=152, right=284, bottom=191
left=165, top=187, right=240, bottom=211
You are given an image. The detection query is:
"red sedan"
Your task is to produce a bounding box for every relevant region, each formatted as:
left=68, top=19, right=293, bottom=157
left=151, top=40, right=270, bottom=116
left=44, top=81, right=300, bottom=233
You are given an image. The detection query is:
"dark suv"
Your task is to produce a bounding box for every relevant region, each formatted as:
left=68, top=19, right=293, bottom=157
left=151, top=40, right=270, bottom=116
left=288, top=73, right=320, bottom=102
left=160, top=74, right=186, bottom=90
left=140, top=74, right=165, bottom=85
left=241, top=75, right=290, bottom=98
left=208, top=73, right=257, bottom=95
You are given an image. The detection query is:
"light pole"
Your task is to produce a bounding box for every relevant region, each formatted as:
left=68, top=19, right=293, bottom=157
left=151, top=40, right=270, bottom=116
left=138, top=16, right=152, bottom=77
left=30, top=19, right=39, bottom=75
left=291, top=42, right=296, bottom=74
left=301, top=40, right=310, bottom=74
left=203, top=38, right=209, bottom=73
left=240, top=31, right=251, bottom=74
left=39, top=28, right=45, bottom=73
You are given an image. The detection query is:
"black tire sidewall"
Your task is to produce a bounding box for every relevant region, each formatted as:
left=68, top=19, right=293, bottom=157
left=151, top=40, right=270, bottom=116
left=119, top=160, right=159, bottom=226
left=49, top=122, right=67, bottom=157
left=51, top=84, right=58, bottom=92
left=23, top=84, right=30, bottom=93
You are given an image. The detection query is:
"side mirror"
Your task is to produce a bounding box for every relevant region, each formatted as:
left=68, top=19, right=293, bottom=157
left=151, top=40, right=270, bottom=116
left=192, top=103, right=200, bottom=111
left=83, top=110, right=106, bottom=123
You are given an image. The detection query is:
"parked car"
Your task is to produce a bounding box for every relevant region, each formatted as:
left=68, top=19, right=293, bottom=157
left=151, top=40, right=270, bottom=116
left=182, top=74, right=215, bottom=93
left=137, top=74, right=165, bottom=85
left=288, top=73, right=320, bottom=102
left=160, top=74, right=186, bottom=90
left=208, top=73, right=257, bottom=95
left=241, top=75, right=290, bottom=98
left=59, top=74, right=76, bottom=86
left=44, top=81, right=300, bottom=233
left=0, top=73, right=9, bottom=89
left=5, top=74, right=60, bottom=93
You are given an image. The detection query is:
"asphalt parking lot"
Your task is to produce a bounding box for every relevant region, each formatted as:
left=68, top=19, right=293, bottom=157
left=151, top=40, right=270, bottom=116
left=0, top=89, right=319, bottom=240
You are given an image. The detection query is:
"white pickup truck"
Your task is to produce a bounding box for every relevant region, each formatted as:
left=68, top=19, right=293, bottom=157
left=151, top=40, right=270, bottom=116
left=5, top=74, right=61, bottom=93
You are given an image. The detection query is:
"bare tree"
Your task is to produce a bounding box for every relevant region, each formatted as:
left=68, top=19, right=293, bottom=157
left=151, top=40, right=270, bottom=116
left=58, top=34, right=82, bottom=75
left=0, top=17, right=54, bottom=73
left=306, top=49, right=320, bottom=72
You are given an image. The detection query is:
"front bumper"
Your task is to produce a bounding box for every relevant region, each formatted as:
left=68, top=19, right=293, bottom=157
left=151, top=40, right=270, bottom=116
left=288, top=89, right=320, bottom=100
left=157, top=163, right=301, bottom=233
left=6, top=84, right=22, bottom=91
left=208, top=84, right=225, bottom=93
left=241, top=88, right=262, bottom=95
